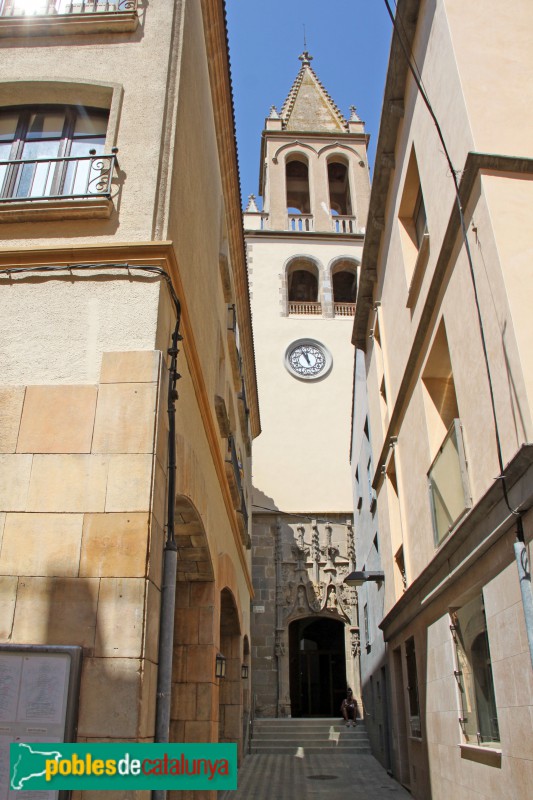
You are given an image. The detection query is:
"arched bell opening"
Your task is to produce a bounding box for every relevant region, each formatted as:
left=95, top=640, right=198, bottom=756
left=327, top=158, right=352, bottom=216
left=330, top=258, right=358, bottom=316
left=286, top=154, right=311, bottom=214
left=286, top=257, right=321, bottom=315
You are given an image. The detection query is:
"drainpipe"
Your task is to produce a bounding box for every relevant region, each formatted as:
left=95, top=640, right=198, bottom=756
left=153, top=306, right=182, bottom=800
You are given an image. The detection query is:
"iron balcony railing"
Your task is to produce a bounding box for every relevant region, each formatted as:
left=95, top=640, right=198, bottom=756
left=227, top=435, right=248, bottom=528
left=0, top=0, right=136, bottom=15
left=239, top=487, right=249, bottom=531
left=0, top=150, right=118, bottom=202
left=227, top=435, right=243, bottom=496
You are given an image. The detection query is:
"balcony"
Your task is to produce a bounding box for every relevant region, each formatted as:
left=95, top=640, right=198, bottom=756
left=225, top=435, right=250, bottom=548
left=333, top=302, right=355, bottom=317
left=0, top=150, right=119, bottom=221
left=331, top=214, right=357, bottom=234
left=287, top=213, right=313, bottom=232
left=226, top=304, right=243, bottom=391
left=288, top=301, right=322, bottom=316
left=236, top=487, right=250, bottom=549
left=0, top=0, right=138, bottom=35
left=428, top=419, right=472, bottom=546
left=237, top=379, right=251, bottom=456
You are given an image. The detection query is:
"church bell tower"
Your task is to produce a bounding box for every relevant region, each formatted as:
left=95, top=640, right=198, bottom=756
left=245, top=53, right=371, bottom=718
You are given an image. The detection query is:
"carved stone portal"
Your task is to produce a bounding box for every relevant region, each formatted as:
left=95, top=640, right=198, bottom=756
left=273, top=518, right=361, bottom=716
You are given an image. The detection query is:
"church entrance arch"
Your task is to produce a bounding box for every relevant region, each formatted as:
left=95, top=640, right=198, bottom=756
left=289, top=617, right=346, bottom=717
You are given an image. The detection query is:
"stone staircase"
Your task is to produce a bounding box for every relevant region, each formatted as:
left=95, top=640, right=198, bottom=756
left=250, top=717, right=372, bottom=755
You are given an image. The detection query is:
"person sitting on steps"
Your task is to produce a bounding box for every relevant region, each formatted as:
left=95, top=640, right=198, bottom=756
left=341, top=688, right=358, bottom=727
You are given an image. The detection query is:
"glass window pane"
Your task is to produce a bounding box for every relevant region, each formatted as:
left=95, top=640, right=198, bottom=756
left=0, top=112, right=18, bottom=142
left=452, top=596, right=499, bottom=744
left=69, top=138, right=105, bottom=157
left=21, top=139, right=61, bottom=160
left=26, top=112, right=65, bottom=140
left=73, top=111, right=108, bottom=138
left=428, top=421, right=469, bottom=545
left=10, top=1, right=50, bottom=15
left=15, top=160, right=55, bottom=198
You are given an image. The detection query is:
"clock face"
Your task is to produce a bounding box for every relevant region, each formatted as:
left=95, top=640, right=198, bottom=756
left=289, top=343, right=325, bottom=376
left=285, top=339, right=332, bottom=380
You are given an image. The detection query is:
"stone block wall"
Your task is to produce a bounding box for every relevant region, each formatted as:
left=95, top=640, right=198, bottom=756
left=0, top=349, right=164, bottom=742
left=250, top=517, right=278, bottom=717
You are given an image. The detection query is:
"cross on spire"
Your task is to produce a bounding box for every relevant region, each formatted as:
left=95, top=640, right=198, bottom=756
left=298, top=51, right=313, bottom=67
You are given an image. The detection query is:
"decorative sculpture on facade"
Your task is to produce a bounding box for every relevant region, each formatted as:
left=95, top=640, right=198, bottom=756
left=277, top=521, right=357, bottom=623
left=350, top=628, right=361, bottom=657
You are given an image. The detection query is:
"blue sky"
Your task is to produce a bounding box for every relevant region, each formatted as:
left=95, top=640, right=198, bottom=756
left=226, top=0, right=393, bottom=207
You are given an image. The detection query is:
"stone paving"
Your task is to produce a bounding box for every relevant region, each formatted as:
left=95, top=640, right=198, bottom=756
left=224, top=751, right=412, bottom=799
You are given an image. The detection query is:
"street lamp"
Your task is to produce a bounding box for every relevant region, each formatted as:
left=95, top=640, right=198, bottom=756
left=215, top=653, right=226, bottom=679
left=344, top=570, right=385, bottom=587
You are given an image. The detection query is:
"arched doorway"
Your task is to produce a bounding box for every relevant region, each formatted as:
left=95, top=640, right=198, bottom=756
left=218, top=588, right=243, bottom=760
left=289, top=617, right=347, bottom=717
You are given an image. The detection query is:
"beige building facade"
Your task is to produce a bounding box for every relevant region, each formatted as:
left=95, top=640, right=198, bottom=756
left=0, top=1, right=259, bottom=796
left=352, top=1, right=533, bottom=798
left=245, top=54, right=371, bottom=719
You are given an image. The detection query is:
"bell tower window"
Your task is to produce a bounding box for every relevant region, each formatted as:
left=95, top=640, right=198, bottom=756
left=289, top=269, right=317, bottom=302
left=332, top=271, right=356, bottom=303
left=285, top=156, right=310, bottom=214
left=327, top=159, right=352, bottom=216
left=286, top=258, right=321, bottom=316
left=331, top=259, right=357, bottom=316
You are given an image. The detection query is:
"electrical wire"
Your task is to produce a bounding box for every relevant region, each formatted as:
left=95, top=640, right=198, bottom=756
left=382, top=0, right=522, bottom=531
left=0, top=262, right=181, bottom=317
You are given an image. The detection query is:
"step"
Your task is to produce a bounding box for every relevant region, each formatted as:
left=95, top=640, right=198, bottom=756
left=253, top=730, right=368, bottom=739
left=250, top=743, right=372, bottom=755
left=254, top=717, right=365, bottom=731
left=250, top=717, right=371, bottom=755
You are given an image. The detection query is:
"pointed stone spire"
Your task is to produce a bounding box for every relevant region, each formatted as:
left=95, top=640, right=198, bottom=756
left=348, top=104, right=366, bottom=134
left=280, top=53, right=347, bottom=133
left=268, top=105, right=280, bottom=119
left=245, top=194, right=259, bottom=213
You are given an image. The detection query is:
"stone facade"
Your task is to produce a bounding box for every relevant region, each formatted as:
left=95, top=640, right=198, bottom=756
left=252, top=515, right=360, bottom=718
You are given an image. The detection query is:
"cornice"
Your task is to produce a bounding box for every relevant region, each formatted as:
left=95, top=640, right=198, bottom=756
left=351, top=0, right=420, bottom=351
left=262, top=130, right=368, bottom=142
left=200, top=0, right=260, bottom=441
left=244, top=230, right=365, bottom=244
